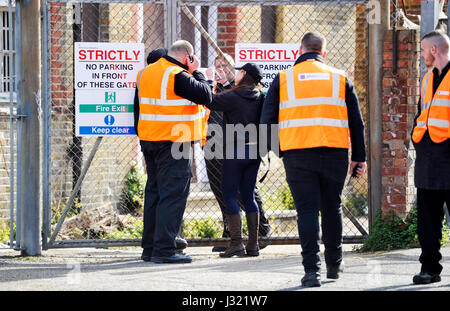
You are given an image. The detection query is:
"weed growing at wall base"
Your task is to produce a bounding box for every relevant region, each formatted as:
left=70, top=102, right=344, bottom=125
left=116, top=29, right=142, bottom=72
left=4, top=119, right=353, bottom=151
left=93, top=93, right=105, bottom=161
left=358, top=207, right=450, bottom=252
left=358, top=208, right=418, bottom=252
left=0, top=221, right=10, bottom=243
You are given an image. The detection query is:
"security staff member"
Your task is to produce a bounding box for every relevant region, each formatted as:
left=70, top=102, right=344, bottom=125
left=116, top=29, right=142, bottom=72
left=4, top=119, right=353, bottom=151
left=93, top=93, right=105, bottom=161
left=261, top=32, right=366, bottom=287
left=134, top=47, right=189, bottom=253
left=135, top=40, right=211, bottom=264
left=411, top=30, right=450, bottom=285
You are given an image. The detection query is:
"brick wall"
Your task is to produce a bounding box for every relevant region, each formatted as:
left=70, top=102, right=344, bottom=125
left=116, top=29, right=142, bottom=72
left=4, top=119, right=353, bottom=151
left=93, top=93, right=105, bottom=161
left=217, top=7, right=242, bottom=58
left=0, top=111, right=14, bottom=221
left=381, top=29, right=420, bottom=217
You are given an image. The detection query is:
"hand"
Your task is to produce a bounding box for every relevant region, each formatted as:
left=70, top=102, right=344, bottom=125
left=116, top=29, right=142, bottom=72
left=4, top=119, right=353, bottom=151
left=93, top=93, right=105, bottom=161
left=215, top=68, right=228, bottom=84
left=205, top=67, right=214, bottom=80
left=349, top=161, right=366, bottom=179
left=187, top=55, right=200, bottom=73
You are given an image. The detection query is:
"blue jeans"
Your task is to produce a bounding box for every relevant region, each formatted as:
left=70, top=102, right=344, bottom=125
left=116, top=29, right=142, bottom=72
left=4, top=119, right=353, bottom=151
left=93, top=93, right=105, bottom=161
left=221, top=148, right=261, bottom=215
left=283, top=148, right=348, bottom=273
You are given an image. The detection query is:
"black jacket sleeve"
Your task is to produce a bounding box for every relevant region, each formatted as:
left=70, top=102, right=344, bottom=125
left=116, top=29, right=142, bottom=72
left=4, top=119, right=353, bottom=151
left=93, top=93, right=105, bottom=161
left=260, top=74, right=280, bottom=125
left=133, top=87, right=139, bottom=136
left=345, top=77, right=366, bottom=162
left=260, top=74, right=282, bottom=157
left=411, top=96, right=421, bottom=137
left=203, top=92, right=235, bottom=112
left=174, top=70, right=212, bottom=106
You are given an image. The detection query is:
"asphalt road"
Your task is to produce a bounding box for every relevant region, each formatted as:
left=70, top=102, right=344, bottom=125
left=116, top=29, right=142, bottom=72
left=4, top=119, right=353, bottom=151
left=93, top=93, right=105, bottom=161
left=0, top=243, right=449, bottom=292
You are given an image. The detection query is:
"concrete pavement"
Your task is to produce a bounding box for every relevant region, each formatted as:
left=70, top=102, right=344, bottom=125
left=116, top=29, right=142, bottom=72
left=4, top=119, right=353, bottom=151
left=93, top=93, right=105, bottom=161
left=0, top=244, right=449, bottom=291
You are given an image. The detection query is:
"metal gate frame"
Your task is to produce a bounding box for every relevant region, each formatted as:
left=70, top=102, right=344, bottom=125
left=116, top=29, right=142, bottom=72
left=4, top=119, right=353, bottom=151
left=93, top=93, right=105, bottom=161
left=40, top=0, right=371, bottom=250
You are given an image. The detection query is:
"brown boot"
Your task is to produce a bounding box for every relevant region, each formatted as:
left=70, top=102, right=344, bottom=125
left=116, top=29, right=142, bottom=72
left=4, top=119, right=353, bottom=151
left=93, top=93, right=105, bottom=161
left=245, top=212, right=260, bottom=256
left=219, top=213, right=245, bottom=258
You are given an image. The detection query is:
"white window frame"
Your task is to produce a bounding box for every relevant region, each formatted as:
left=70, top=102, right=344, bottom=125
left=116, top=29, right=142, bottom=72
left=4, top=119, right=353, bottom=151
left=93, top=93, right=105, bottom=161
left=0, top=5, right=16, bottom=104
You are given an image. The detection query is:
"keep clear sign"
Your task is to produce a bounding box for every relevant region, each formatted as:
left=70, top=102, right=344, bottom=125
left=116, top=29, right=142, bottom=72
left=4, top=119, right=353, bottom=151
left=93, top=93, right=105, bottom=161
left=235, top=43, right=300, bottom=92
left=74, top=42, right=145, bottom=136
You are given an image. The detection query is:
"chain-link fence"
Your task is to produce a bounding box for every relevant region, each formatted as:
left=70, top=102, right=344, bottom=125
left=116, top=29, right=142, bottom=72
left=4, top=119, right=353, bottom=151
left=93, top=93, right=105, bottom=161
left=42, top=0, right=370, bottom=249
left=0, top=0, right=18, bottom=249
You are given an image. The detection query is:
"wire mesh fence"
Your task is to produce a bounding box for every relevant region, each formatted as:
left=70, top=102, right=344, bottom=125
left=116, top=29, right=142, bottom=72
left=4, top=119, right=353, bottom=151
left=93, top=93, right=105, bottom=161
left=0, top=0, right=17, bottom=249
left=43, top=0, right=370, bottom=248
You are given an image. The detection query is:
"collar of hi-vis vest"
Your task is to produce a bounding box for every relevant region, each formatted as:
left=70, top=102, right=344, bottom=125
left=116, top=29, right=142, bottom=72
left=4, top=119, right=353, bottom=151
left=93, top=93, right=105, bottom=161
left=163, top=55, right=190, bottom=71
left=294, top=52, right=325, bottom=66
left=279, top=56, right=347, bottom=130
left=137, top=57, right=196, bottom=109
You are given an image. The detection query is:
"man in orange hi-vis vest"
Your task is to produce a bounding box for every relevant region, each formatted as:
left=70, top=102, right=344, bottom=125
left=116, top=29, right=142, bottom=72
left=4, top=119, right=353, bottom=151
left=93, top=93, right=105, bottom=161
left=261, top=32, right=366, bottom=287
left=411, top=30, right=450, bottom=285
left=134, top=40, right=211, bottom=264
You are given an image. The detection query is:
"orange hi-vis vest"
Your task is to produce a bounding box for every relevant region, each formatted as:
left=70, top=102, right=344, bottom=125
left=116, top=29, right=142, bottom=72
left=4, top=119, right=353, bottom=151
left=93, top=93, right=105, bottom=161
left=136, top=57, right=208, bottom=142
left=412, top=68, right=450, bottom=143
left=278, top=59, right=349, bottom=151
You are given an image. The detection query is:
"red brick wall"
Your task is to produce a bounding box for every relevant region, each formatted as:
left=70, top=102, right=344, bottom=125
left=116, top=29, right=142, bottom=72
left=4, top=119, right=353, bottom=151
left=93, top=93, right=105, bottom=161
left=381, top=29, right=420, bottom=217
left=217, top=7, right=242, bottom=58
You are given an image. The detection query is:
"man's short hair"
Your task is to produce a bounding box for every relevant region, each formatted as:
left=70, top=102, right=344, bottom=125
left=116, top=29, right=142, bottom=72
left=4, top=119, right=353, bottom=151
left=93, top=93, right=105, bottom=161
left=168, top=40, right=194, bottom=58
left=422, top=29, right=448, bottom=41
left=422, top=29, right=450, bottom=53
left=301, top=32, right=327, bottom=53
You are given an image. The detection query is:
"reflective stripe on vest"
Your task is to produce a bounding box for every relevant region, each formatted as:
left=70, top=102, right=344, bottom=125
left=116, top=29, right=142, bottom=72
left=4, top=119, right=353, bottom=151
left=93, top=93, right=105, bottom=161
left=136, top=59, right=206, bottom=142
left=139, top=110, right=207, bottom=122
left=278, top=60, right=349, bottom=151
left=412, top=68, right=450, bottom=143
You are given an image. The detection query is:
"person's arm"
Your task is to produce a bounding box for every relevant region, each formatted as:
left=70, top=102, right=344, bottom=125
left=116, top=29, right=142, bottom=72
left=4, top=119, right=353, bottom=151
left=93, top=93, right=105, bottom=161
left=345, top=76, right=367, bottom=177
left=133, top=87, right=139, bottom=137
left=203, top=91, right=235, bottom=112
left=411, top=96, right=421, bottom=137
left=174, top=70, right=212, bottom=106
left=260, top=74, right=280, bottom=125
left=260, top=74, right=281, bottom=157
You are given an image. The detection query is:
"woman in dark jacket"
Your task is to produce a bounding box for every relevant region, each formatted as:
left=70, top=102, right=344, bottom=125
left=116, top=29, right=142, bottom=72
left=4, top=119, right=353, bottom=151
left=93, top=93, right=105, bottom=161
left=205, top=63, right=264, bottom=257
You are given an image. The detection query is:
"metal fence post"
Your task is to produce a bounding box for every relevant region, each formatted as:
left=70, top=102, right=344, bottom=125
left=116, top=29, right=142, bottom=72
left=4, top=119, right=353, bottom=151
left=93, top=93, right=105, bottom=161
left=18, top=0, right=41, bottom=256
left=448, top=2, right=450, bottom=38
left=41, top=0, right=51, bottom=251
left=165, top=0, right=179, bottom=48
left=368, top=0, right=389, bottom=230
left=420, top=0, right=440, bottom=78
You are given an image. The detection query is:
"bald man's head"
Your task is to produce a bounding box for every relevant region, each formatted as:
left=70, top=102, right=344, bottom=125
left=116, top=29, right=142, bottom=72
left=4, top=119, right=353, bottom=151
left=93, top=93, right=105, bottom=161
left=301, top=32, right=327, bottom=54
left=421, top=30, right=450, bottom=68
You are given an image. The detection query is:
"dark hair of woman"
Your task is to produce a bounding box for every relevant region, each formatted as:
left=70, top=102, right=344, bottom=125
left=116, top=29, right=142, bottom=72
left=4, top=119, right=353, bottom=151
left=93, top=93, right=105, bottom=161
left=225, top=71, right=262, bottom=93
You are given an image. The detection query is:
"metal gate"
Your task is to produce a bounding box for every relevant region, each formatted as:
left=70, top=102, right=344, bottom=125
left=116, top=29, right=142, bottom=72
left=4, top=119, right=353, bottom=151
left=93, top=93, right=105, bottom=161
left=39, top=0, right=370, bottom=249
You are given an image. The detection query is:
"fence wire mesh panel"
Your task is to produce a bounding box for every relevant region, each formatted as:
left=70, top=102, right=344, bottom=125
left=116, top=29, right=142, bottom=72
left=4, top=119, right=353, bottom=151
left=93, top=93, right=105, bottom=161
left=0, top=0, right=18, bottom=249
left=44, top=0, right=370, bottom=248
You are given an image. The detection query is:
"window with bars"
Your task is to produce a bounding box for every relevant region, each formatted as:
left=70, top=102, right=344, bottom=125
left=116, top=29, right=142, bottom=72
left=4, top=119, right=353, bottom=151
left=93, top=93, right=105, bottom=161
left=0, top=7, right=15, bottom=100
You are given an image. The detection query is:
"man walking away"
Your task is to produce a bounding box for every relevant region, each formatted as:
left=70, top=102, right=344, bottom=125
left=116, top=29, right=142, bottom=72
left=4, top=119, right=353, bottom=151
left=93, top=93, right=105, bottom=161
left=260, top=32, right=366, bottom=287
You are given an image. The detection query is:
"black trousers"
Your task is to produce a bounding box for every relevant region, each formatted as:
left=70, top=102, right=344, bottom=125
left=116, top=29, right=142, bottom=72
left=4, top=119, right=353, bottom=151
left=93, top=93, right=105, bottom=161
left=205, top=156, right=271, bottom=236
left=140, top=140, right=192, bottom=257
left=283, top=149, right=348, bottom=273
left=416, top=188, right=450, bottom=275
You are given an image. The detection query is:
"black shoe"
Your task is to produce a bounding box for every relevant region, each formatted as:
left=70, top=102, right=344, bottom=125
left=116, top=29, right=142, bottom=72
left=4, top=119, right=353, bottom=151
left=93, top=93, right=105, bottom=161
left=327, top=264, right=344, bottom=279
left=151, top=253, right=192, bottom=264
left=301, top=272, right=321, bottom=287
left=176, top=238, right=188, bottom=250
left=141, top=249, right=152, bottom=262
left=412, top=272, right=441, bottom=285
